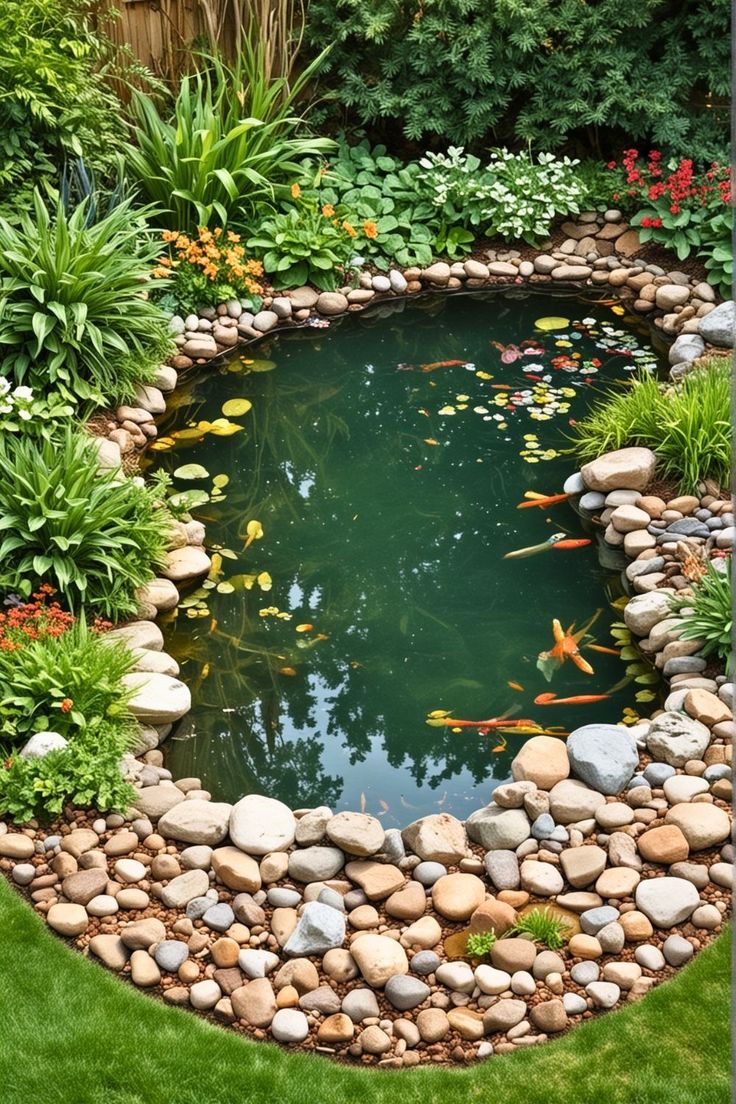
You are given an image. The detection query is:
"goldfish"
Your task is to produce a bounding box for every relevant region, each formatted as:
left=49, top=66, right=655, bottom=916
left=553, top=538, right=592, bottom=550
left=534, top=691, right=611, bottom=705
left=537, top=612, right=602, bottom=680
left=397, top=359, right=469, bottom=372
left=516, top=492, right=571, bottom=510
left=426, top=712, right=536, bottom=736
left=507, top=680, right=525, bottom=692
left=586, top=644, right=621, bottom=656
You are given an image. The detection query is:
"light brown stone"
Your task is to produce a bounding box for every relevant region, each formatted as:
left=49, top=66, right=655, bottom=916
left=511, top=735, right=570, bottom=789
left=431, top=873, right=486, bottom=920
left=637, top=825, right=690, bottom=864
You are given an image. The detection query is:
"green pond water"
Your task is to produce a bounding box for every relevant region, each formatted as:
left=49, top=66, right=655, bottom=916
left=150, top=290, right=666, bottom=823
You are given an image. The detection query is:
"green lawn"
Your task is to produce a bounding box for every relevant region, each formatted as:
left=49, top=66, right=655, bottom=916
left=0, top=877, right=730, bottom=1104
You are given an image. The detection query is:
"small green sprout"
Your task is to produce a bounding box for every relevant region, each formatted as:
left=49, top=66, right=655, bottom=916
left=465, top=930, right=497, bottom=959
left=510, top=908, right=570, bottom=950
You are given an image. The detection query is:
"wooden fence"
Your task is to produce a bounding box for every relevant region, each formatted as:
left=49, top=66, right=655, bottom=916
left=105, top=0, right=236, bottom=82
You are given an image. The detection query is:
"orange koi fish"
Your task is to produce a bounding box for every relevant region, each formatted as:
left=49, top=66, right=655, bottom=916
left=507, top=680, right=525, bottom=692
left=553, top=538, right=591, bottom=550
left=586, top=644, right=621, bottom=656
left=537, top=612, right=602, bottom=681
left=426, top=711, right=535, bottom=735
left=516, top=492, right=571, bottom=510
left=397, top=359, right=469, bottom=372
left=534, top=691, right=611, bottom=705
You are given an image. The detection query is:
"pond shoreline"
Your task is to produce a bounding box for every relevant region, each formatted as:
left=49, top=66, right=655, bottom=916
left=1, top=216, right=732, bottom=1067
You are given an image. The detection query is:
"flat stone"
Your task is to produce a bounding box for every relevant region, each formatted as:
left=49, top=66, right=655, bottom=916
left=520, top=859, right=564, bottom=896
left=61, top=868, right=108, bottom=905
left=158, top=800, right=232, bottom=845
left=350, top=934, right=408, bottom=987
left=119, top=918, right=166, bottom=949
left=160, top=868, right=209, bottom=908
left=210, top=846, right=261, bottom=892
left=684, top=689, right=731, bottom=726
left=637, top=825, right=690, bottom=864
left=595, top=867, right=640, bottom=898
left=288, top=286, right=319, bottom=309
left=229, top=794, right=296, bottom=855
left=345, top=861, right=405, bottom=900
left=401, top=813, right=466, bottom=864
left=567, top=724, right=638, bottom=794
left=47, top=903, right=88, bottom=937
left=559, top=845, right=607, bottom=887
left=551, top=264, right=592, bottom=280
left=89, top=934, right=129, bottom=970
left=162, top=546, right=211, bottom=583
left=549, top=779, right=606, bottom=824
left=289, top=847, right=344, bottom=883
left=483, top=999, right=528, bottom=1031
left=122, top=673, right=191, bottom=725
left=635, top=877, right=700, bottom=927
left=130, top=949, right=161, bottom=988
left=325, top=812, right=385, bottom=856
left=484, top=850, right=520, bottom=891
left=231, top=978, right=277, bottom=1027
left=511, top=735, right=570, bottom=789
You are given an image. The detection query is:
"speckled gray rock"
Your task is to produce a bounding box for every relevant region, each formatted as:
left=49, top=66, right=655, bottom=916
left=646, top=712, right=711, bottom=766
left=283, top=901, right=346, bottom=957
left=288, top=846, right=344, bottom=883
left=466, top=805, right=531, bottom=850
left=662, top=935, right=694, bottom=966
left=580, top=906, right=620, bottom=934
left=567, top=724, right=638, bottom=794
left=635, top=877, right=700, bottom=928
left=698, top=300, right=735, bottom=347
left=202, top=902, right=235, bottom=932
left=484, top=850, right=520, bottom=890
left=154, top=940, right=189, bottom=971
left=410, top=951, right=441, bottom=975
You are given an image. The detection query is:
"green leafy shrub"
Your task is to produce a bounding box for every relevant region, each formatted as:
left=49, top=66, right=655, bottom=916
left=0, top=605, right=133, bottom=743
left=569, top=360, right=732, bottom=493
left=0, top=430, right=172, bottom=620
left=465, top=930, right=497, bottom=959
left=125, top=49, right=334, bottom=232
left=0, top=0, right=128, bottom=215
left=482, top=150, right=585, bottom=244
left=0, top=381, right=73, bottom=439
left=0, top=718, right=135, bottom=822
left=247, top=199, right=359, bottom=290
left=0, top=192, right=173, bottom=410
left=304, top=0, right=729, bottom=161
left=672, top=563, right=733, bottom=673
left=510, top=909, right=570, bottom=950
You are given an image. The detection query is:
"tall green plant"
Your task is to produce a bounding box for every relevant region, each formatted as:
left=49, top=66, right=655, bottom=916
left=0, top=430, right=172, bottom=620
left=125, top=45, right=334, bottom=231
left=672, top=563, right=732, bottom=673
left=0, top=192, right=173, bottom=410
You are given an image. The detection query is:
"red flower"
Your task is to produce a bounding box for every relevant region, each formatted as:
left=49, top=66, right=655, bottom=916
left=670, top=204, right=680, bottom=215
left=60, top=698, right=73, bottom=713
left=607, top=161, right=617, bottom=170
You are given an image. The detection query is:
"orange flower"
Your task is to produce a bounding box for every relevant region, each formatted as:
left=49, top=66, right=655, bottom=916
left=342, top=220, right=357, bottom=237
left=363, top=220, right=378, bottom=239
left=161, top=230, right=178, bottom=243
left=60, top=698, right=73, bottom=713
left=291, top=183, right=302, bottom=199
left=321, top=203, right=335, bottom=217
left=227, top=230, right=241, bottom=243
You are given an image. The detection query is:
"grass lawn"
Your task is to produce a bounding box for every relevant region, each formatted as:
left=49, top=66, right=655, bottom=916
left=0, top=877, right=730, bottom=1104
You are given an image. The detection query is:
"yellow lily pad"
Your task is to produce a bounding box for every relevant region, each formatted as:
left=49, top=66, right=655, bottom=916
left=222, top=398, right=253, bottom=417
left=534, top=316, right=570, bottom=331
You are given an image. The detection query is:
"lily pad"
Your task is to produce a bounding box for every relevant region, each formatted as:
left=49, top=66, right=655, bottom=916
left=173, top=463, right=210, bottom=481
left=168, top=488, right=210, bottom=510
left=222, top=398, right=253, bottom=417
left=535, top=316, right=570, bottom=331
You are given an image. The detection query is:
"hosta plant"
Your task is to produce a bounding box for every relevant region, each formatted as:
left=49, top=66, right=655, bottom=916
left=672, top=562, right=733, bottom=673
left=0, top=429, right=171, bottom=620
left=0, top=192, right=173, bottom=410
left=247, top=197, right=358, bottom=290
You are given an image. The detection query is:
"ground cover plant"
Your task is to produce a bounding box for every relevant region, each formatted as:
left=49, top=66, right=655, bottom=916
left=568, top=359, right=732, bottom=493
left=0, top=192, right=172, bottom=410
left=0, top=429, right=171, bottom=620
left=510, top=909, right=570, bottom=950
left=153, top=226, right=265, bottom=314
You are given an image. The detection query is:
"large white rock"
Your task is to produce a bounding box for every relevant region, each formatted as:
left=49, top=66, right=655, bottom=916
left=646, top=712, right=711, bottom=767
left=581, top=447, right=657, bottom=493
left=122, top=672, right=191, bottom=724
left=350, top=934, right=409, bottom=987
left=19, top=731, right=68, bottom=759
left=635, top=877, right=700, bottom=928
left=158, top=799, right=232, bottom=845
left=401, top=813, right=467, bottom=864
left=623, top=591, right=675, bottom=636
left=229, top=794, right=296, bottom=855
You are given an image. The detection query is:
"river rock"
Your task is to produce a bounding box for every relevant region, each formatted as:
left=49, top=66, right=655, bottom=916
left=384, top=975, right=431, bottom=1011
left=47, top=903, right=88, bottom=937
left=288, top=846, right=344, bottom=883
left=484, top=850, right=520, bottom=890
left=160, top=868, right=209, bottom=908
left=325, top=812, right=385, bottom=856
left=635, top=877, right=700, bottom=927
left=698, top=300, right=735, bottom=347
left=567, top=724, right=638, bottom=794
left=211, top=846, right=261, bottom=892
left=271, top=1008, right=309, bottom=1044
left=646, top=712, right=711, bottom=766
left=511, top=735, right=570, bottom=789
left=129, top=785, right=185, bottom=819
left=350, top=934, right=409, bottom=987
left=623, top=591, right=675, bottom=636
left=559, top=845, right=607, bottom=887
left=122, top=673, right=191, bottom=725
left=664, top=803, right=732, bottom=850
left=432, top=873, right=486, bottom=919
left=161, top=546, right=211, bottom=583
left=158, top=799, right=232, bottom=845
left=549, top=779, right=606, bottom=824
left=231, top=978, right=277, bottom=1027
left=466, top=805, right=531, bottom=850
left=316, top=292, right=348, bottom=315
left=229, top=794, right=296, bottom=855
left=401, top=813, right=467, bottom=863
left=581, top=448, right=657, bottom=493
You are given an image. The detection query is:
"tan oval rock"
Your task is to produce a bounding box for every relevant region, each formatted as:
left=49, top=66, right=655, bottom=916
left=350, top=933, right=409, bottom=987
left=47, top=903, right=89, bottom=937
left=637, top=824, right=690, bottom=864
left=511, top=735, right=570, bottom=789
left=431, top=873, right=486, bottom=920
left=211, top=846, right=262, bottom=892
left=664, top=803, right=731, bottom=850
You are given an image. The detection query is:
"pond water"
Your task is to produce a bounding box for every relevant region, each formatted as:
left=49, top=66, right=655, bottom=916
left=149, top=290, right=666, bottom=823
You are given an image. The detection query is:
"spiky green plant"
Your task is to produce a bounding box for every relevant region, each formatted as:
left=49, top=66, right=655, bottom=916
left=0, top=429, right=171, bottom=620
left=672, top=562, right=733, bottom=673
left=0, top=191, right=172, bottom=410
left=465, top=930, right=497, bottom=959
left=510, top=908, right=570, bottom=950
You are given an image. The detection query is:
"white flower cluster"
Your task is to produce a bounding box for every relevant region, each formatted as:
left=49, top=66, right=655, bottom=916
left=0, top=379, right=33, bottom=419
left=415, top=146, right=586, bottom=242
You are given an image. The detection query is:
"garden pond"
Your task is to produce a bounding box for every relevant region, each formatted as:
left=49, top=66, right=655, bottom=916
left=149, top=290, right=668, bottom=824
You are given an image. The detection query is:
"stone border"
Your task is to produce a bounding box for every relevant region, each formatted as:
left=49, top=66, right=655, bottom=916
left=1, top=218, right=733, bottom=1068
